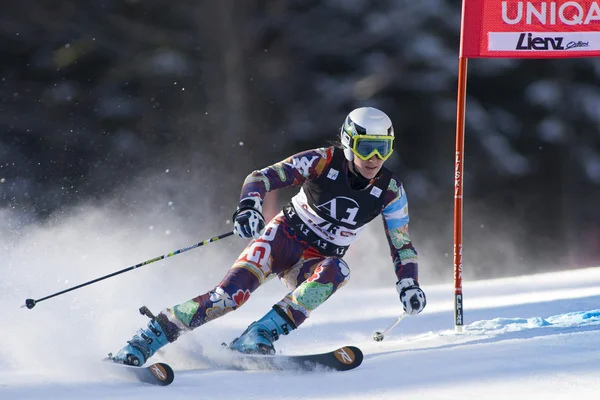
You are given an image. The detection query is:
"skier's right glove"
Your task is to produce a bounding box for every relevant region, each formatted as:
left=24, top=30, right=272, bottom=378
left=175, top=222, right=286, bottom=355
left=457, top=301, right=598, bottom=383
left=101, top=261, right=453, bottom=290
left=233, top=196, right=266, bottom=239
left=396, top=278, right=427, bottom=316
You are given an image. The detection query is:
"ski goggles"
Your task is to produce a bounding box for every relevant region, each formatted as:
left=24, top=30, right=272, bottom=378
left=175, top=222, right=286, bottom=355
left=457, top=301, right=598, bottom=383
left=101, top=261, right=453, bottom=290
left=349, top=134, right=394, bottom=161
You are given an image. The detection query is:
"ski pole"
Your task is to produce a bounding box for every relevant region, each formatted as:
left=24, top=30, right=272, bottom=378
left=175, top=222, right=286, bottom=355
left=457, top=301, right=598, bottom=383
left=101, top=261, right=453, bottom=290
left=373, top=313, right=407, bottom=342
left=22, top=231, right=235, bottom=310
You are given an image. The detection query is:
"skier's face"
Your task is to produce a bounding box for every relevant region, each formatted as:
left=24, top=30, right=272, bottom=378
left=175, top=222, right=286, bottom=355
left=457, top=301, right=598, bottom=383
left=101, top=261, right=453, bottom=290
left=353, top=155, right=384, bottom=179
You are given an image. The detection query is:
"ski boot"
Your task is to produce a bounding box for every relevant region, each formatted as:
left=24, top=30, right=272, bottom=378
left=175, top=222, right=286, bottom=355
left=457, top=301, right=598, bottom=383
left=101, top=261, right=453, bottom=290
left=110, top=318, right=169, bottom=366
left=229, top=307, right=295, bottom=355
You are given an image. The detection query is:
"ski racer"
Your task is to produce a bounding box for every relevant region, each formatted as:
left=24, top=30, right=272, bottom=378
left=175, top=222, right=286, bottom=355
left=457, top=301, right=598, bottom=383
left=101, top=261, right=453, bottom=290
left=111, top=107, right=426, bottom=366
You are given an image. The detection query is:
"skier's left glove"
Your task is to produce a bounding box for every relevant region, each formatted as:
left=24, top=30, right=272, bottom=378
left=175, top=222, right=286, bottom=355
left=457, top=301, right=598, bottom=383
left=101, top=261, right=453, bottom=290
left=396, top=278, right=427, bottom=316
left=233, top=196, right=266, bottom=239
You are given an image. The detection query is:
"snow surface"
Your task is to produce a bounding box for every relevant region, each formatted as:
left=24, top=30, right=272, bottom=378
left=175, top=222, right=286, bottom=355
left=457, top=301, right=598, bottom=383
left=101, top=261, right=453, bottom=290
left=1, top=208, right=600, bottom=399
left=3, top=263, right=600, bottom=399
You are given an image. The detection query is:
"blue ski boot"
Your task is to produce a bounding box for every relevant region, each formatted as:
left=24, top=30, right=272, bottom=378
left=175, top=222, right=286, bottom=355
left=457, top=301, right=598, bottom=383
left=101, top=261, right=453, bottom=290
left=110, top=319, right=169, bottom=366
left=229, top=307, right=295, bottom=355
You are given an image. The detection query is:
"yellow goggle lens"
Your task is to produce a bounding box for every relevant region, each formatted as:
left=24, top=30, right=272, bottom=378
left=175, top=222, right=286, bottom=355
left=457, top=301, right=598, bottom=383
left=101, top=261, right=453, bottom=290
left=350, top=135, right=394, bottom=161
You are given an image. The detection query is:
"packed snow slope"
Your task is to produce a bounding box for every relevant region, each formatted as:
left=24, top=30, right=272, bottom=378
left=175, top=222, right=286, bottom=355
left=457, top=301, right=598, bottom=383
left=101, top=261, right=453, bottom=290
left=2, top=256, right=600, bottom=399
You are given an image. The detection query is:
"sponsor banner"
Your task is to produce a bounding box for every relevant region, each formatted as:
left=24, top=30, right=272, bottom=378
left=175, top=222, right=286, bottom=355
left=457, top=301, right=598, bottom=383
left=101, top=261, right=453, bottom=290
left=462, top=0, right=600, bottom=58
left=489, top=31, right=600, bottom=51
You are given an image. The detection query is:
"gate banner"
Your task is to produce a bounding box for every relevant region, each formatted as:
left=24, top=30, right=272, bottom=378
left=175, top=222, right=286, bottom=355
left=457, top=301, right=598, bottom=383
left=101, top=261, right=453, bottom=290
left=461, top=0, right=600, bottom=58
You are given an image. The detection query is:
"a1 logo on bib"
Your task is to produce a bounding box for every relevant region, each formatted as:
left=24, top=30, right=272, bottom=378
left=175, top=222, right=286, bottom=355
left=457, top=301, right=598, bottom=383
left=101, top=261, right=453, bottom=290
left=315, top=196, right=359, bottom=225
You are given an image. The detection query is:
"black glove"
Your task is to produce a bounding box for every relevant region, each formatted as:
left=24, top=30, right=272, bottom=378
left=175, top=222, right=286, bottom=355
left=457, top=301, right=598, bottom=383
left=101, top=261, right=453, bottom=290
left=396, top=278, right=426, bottom=315
left=233, top=197, right=266, bottom=239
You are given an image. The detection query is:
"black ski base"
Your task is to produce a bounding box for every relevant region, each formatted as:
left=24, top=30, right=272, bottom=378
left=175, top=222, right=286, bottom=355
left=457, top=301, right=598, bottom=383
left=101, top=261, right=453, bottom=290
left=224, top=346, right=363, bottom=372
left=104, top=360, right=175, bottom=386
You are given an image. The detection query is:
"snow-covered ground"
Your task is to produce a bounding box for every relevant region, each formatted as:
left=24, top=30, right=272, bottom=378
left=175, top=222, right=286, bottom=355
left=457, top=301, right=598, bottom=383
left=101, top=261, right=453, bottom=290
left=3, top=261, right=600, bottom=399
left=2, top=208, right=600, bottom=399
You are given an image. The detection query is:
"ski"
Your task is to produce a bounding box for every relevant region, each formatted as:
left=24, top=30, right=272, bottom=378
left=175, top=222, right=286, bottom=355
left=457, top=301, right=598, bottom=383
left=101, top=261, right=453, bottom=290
left=213, top=346, right=363, bottom=372
left=103, top=360, right=175, bottom=386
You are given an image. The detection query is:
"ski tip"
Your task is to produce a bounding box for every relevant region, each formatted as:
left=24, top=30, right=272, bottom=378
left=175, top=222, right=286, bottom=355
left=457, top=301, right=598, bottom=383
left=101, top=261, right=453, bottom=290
left=147, top=362, right=175, bottom=386
left=102, top=358, right=175, bottom=386
left=332, top=346, right=363, bottom=370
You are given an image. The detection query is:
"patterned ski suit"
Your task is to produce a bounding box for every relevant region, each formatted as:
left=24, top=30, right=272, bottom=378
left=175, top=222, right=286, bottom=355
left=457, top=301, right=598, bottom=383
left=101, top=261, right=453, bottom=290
left=155, top=146, right=419, bottom=341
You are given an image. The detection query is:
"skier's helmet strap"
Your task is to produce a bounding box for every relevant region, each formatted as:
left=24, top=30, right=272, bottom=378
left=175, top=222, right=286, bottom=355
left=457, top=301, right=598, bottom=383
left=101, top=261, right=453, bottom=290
left=341, top=107, right=394, bottom=161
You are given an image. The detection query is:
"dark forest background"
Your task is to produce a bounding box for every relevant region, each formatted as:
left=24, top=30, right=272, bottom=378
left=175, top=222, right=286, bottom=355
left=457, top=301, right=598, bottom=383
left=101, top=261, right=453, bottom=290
left=1, top=0, right=599, bottom=281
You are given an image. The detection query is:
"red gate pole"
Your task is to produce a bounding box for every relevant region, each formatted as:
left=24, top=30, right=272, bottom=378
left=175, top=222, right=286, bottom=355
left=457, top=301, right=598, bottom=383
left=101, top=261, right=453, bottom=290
left=454, top=56, right=468, bottom=332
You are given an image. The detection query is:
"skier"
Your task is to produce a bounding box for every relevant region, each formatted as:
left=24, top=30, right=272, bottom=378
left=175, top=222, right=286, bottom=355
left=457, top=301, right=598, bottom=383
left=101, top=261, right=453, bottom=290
left=111, top=107, right=426, bottom=366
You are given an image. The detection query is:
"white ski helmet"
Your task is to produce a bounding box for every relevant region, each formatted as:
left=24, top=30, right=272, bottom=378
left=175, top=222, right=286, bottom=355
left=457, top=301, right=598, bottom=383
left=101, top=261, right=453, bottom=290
left=340, top=107, right=395, bottom=162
